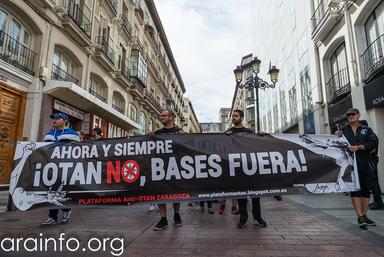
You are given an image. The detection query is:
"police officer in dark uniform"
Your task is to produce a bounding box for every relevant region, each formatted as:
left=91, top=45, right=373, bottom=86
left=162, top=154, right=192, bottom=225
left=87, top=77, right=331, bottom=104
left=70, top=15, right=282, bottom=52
left=336, top=108, right=378, bottom=229
left=225, top=109, right=267, bottom=228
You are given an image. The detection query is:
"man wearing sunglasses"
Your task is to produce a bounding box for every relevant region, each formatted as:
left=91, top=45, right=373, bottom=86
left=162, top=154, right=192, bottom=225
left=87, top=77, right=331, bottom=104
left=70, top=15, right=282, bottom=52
left=336, top=108, right=378, bottom=229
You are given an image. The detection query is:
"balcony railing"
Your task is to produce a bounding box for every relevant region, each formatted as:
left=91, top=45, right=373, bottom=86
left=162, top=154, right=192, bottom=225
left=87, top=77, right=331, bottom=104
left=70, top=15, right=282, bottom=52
left=96, top=36, right=115, bottom=64
left=327, top=67, right=350, bottom=104
left=311, top=0, right=334, bottom=33
left=121, top=15, right=132, bottom=38
left=51, top=64, right=79, bottom=84
left=107, top=0, right=118, bottom=15
left=0, top=30, right=37, bottom=75
left=362, top=33, right=384, bottom=81
left=112, top=103, right=124, bottom=114
left=63, top=0, right=92, bottom=38
left=89, top=88, right=106, bottom=102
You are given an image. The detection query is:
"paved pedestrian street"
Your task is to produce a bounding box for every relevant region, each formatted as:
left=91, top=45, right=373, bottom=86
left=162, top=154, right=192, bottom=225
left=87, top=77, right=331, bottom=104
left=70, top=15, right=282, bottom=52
left=0, top=194, right=383, bottom=257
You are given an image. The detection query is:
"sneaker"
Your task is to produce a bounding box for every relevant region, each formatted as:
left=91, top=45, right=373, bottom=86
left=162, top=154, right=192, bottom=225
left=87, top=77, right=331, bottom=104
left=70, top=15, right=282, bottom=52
left=208, top=208, right=214, bottom=214
left=197, top=207, right=204, bottom=212
left=218, top=204, right=225, bottom=214
left=40, top=217, right=57, bottom=227
left=369, top=202, right=384, bottom=210
left=61, top=210, right=72, bottom=224
left=254, top=216, right=267, bottom=227
left=174, top=213, right=182, bottom=226
left=153, top=218, right=168, bottom=231
left=363, top=215, right=376, bottom=226
left=274, top=195, right=282, bottom=201
left=357, top=216, right=367, bottom=229
left=148, top=204, right=156, bottom=212
left=231, top=206, right=239, bottom=215
left=237, top=220, right=247, bottom=228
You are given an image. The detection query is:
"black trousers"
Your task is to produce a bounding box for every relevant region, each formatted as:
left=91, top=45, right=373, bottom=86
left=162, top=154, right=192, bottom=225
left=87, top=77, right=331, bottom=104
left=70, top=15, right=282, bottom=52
left=238, top=197, right=261, bottom=222
left=371, top=158, right=383, bottom=203
left=199, top=201, right=212, bottom=208
left=48, top=208, right=71, bottom=220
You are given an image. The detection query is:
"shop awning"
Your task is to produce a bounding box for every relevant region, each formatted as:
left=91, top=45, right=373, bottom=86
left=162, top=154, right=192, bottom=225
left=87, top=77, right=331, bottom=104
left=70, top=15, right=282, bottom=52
left=44, top=80, right=141, bottom=131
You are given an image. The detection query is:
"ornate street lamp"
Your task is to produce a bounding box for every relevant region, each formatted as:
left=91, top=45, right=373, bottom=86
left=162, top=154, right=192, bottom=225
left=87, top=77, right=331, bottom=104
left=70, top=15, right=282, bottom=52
left=234, top=57, right=279, bottom=132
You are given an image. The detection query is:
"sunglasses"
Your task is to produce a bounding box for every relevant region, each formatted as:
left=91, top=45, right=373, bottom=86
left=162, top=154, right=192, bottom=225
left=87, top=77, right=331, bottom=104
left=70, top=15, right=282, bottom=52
left=347, top=113, right=357, bottom=117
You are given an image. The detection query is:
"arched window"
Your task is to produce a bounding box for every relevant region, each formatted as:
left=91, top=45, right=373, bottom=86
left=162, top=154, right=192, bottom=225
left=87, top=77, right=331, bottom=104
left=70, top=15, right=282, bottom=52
left=129, top=104, right=137, bottom=121
left=327, top=43, right=349, bottom=103
left=52, top=46, right=81, bottom=84
left=89, top=74, right=108, bottom=102
left=0, top=8, right=35, bottom=73
left=139, top=112, right=147, bottom=134
left=112, top=91, right=125, bottom=114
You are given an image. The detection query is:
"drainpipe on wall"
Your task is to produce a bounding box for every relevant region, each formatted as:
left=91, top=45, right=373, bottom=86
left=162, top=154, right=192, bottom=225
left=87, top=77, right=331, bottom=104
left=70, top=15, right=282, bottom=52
left=344, top=0, right=360, bottom=87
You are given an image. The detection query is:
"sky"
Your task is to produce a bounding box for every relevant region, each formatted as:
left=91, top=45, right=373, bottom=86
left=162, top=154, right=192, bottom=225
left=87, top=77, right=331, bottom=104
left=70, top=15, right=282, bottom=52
left=154, top=0, right=261, bottom=122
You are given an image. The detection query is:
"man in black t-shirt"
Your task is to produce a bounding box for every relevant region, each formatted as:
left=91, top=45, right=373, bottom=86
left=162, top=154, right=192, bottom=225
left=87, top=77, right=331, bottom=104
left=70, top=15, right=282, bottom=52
left=151, top=110, right=185, bottom=231
left=225, top=110, right=267, bottom=228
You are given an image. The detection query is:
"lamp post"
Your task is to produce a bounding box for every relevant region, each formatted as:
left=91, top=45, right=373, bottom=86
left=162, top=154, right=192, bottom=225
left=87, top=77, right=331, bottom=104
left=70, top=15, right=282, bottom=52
left=234, top=57, right=279, bottom=132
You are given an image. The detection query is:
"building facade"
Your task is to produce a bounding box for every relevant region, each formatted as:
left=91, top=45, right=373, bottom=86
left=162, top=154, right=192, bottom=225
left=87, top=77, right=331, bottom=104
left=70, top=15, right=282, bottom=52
left=230, top=0, right=383, bottom=189
left=231, top=0, right=323, bottom=135
left=182, top=97, right=201, bottom=133
left=0, top=0, right=186, bottom=185
left=311, top=0, right=384, bottom=189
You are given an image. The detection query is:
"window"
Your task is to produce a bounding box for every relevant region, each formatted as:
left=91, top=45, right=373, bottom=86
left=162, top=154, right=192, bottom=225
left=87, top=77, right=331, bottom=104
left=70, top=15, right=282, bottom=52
left=0, top=10, right=7, bottom=32
left=139, top=112, right=147, bottom=134
left=129, top=104, right=137, bottom=121
left=0, top=9, right=34, bottom=71
left=52, top=48, right=79, bottom=83
left=289, top=87, right=297, bottom=123
left=365, top=1, right=384, bottom=45
left=112, top=92, right=125, bottom=114
left=89, top=76, right=107, bottom=102
left=330, top=44, right=347, bottom=76
left=131, top=50, right=147, bottom=86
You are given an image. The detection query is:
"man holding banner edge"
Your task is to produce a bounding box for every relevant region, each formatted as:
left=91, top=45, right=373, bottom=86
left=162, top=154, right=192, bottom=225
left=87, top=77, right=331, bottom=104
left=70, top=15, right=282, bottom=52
left=336, top=108, right=378, bottom=229
left=225, top=109, right=267, bottom=228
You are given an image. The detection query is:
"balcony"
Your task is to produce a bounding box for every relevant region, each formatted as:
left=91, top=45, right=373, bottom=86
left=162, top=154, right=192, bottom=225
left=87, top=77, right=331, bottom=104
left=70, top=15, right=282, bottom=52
left=115, top=62, right=132, bottom=88
left=112, top=103, right=124, bottom=114
left=327, top=67, right=351, bottom=104
left=60, top=0, right=92, bottom=46
left=106, top=0, right=118, bottom=16
left=311, top=0, right=341, bottom=42
left=95, top=36, right=115, bottom=71
left=0, top=30, right=37, bottom=75
left=89, top=88, right=107, bottom=102
left=362, top=33, right=384, bottom=82
left=121, top=15, right=132, bottom=39
left=51, top=64, right=79, bottom=84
